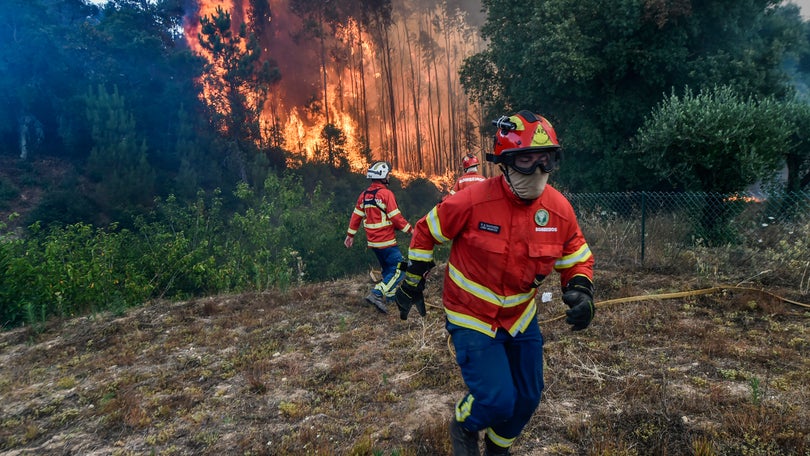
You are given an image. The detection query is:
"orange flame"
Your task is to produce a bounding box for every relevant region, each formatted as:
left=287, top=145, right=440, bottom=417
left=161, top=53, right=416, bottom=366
left=724, top=194, right=765, bottom=203
left=184, top=0, right=486, bottom=188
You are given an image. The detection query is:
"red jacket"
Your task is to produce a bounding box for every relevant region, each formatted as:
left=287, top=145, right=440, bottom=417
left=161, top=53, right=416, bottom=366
left=408, top=176, right=593, bottom=337
left=347, top=182, right=412, bottom=248
left=448, top=171, right=487, bottom=197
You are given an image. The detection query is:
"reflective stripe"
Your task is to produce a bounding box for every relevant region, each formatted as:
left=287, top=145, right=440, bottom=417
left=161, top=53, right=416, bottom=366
left=363, top=202, right=387, bottom=211
left=400, top=223, right=412, bottom=233
left=446, top=261, right=537, bottom=336
left=364, top=200, right=387, bottom=211
left=455, top=394, right=475, bottom=422
left=485, top=428, right=515, bottom=448
left=353, top=208, right=365, bottom=217
left=377, top=267, right=404, bottom=297
left=446, top=308, right=496, bottom=336
left=425, top=207, right=450, bottom=243
left=511, top=302, right=537, bottom=336
left=408, top=248, right=434, bottom=262
left=447, top=263, right=535, bottom=308
left=445, top=302, right=536, bottom=337
left=387, top=208, right=401, bottom=217
left=365, top=220, right=392, bottom=229
left=347, top=228, right=358, bottom=235
left=555, top=243, right=592, bottom=269
left=368, top=239, right=397, bottom=248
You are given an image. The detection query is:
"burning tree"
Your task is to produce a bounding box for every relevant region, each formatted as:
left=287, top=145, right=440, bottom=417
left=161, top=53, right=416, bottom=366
left=196, top=6, right=281, bottom=180
left=185, top=0, right=487, bottom=183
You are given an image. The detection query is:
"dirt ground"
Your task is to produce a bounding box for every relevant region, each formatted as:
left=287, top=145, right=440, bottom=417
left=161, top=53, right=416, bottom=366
left=1, top=267, right=808, bottom=455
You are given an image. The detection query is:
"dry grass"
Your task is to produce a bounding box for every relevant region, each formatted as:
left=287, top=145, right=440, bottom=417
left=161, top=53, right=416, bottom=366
left=0, top=266, right=808, bottom=455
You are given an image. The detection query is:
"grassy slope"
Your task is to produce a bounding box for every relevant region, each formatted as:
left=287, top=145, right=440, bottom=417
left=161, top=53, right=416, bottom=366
left=0, top=267, right=808, bottom=455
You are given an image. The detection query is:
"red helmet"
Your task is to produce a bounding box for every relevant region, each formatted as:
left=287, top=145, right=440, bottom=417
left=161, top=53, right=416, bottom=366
left=462, top=154, right=479, bottom=171
left=487, top=110, right=561, bottom=173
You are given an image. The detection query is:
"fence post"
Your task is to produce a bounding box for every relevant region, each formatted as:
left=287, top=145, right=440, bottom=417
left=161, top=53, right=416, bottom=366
left=640, top=191, right=647, bottom=265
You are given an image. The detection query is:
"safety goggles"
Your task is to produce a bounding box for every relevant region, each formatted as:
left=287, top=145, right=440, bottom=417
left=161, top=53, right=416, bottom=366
left=500, top=150, right=558, bottom=174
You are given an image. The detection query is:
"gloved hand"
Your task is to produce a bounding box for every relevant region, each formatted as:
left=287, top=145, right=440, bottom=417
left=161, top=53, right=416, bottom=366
left=396, top=278, right=425, bottom=320
left=562, top=277, right=595, bottom=331
left=395, top=260, right=434, bottom=320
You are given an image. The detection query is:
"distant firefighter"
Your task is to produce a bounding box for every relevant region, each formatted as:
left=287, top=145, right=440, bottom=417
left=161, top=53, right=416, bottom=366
left=344, top=161, right=413, bottom=314
left=445, top=153, right=487, bottom=200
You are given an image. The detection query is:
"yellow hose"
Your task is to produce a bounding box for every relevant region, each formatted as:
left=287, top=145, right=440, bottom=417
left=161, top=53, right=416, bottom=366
left=443, top=285, right=808, bottom=356
left=538, top=285, right=809, bottom=325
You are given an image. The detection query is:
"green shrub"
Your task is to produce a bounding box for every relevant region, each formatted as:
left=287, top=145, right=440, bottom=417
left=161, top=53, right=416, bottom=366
left=0, top=177, right=19, bottom=208
left=0, top=221, right=153, bottom=328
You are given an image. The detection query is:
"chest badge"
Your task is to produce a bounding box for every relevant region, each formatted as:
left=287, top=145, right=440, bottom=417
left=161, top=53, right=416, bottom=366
left=534, top=209, right=549, bottom=227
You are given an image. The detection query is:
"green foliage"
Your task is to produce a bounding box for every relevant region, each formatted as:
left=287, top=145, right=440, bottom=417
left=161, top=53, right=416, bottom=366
left=462, top=0, right=807, bottom=192
left=391, top=177, right=443, bottom=222
left=24, top=174, right=100, bottom=227
left=778, top=97, right=810, bottom=192
left=0, top=177, right=19, bottom=209
left=1, top=169, right=380, bottom=328
left=85, top=85, right=156, bottom=211
left=133, top=190, right=230, bottom=296
left=630, top=86, right=789, bottom=193
left=0, top=222, right=153, bottom=328
left=318, top=123, right=350, bottom=169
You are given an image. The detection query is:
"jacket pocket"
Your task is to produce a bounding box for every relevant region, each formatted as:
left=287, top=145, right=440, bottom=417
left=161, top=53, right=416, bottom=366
left=525, top=243, right=562, bottom=287
left=466, top=231, right=508, bottom=273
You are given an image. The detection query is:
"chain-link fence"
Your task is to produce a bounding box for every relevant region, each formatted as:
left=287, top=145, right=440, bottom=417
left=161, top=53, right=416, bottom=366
left=566, top=191, right=810, bottom=291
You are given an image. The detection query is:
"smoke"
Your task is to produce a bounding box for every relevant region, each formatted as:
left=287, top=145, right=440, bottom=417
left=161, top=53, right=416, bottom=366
left=251, top=0, right=322, bottom=110
left=447, top=0, right=486, bottom=27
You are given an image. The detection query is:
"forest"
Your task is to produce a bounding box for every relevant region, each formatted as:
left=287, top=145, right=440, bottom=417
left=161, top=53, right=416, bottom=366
left=2, top=0, right=810, bottom=328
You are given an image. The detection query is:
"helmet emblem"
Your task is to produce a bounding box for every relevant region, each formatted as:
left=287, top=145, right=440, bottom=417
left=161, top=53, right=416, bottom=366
left=534, top=209, right=549, bottom=227
left=531, top=126, right=553, bottom=147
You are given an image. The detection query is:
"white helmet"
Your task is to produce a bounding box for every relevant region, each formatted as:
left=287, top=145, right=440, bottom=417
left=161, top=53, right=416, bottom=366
left=366, top=161, right=391, bottom=180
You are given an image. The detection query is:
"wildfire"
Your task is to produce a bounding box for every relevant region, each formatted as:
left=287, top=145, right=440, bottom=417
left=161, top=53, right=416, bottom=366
left=184, top=0, right=487, bottom=187
left=724, top=194, right=765, bottom=203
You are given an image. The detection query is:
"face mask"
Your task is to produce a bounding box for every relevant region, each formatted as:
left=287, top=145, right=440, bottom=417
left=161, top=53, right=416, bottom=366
left=505, top=166, right=548, bottom=200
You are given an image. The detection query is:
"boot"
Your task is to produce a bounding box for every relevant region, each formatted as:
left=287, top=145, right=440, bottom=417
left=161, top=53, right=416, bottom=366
left=449, top=418, right=480, bottom=456
left=364, top=291, right=387, bottom=314
left=484, top=435, right=510, bottom=455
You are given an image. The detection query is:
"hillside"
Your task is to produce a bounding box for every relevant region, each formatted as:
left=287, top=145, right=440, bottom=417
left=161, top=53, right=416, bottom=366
left=0, top=157, right=80, bottom=233
left=0, top=267, right=808, bottom=455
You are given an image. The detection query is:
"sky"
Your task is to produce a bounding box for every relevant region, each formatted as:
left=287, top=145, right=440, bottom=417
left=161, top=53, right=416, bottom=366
left=789, top=0, right=810, bottom=18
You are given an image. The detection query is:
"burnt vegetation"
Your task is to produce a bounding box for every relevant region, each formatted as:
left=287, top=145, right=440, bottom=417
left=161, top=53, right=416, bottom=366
left=0, top=266, right=807, bottom=455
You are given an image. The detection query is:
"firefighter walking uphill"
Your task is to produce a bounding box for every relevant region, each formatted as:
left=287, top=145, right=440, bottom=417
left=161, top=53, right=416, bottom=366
left=344, top=161, right=413, bottom=314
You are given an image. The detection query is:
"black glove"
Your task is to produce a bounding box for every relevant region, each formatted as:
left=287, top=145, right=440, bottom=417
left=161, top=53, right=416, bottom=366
left=395, top=260, right=434, bottom=320
left=562, top=276, right=595, bottom=331
left=396, top=279, right=424, bottom=320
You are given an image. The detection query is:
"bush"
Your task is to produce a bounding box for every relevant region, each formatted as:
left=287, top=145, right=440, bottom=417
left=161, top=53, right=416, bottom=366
left=0, top=177, right=19, bottom=209
left=0, top=222, right=153, bottom=328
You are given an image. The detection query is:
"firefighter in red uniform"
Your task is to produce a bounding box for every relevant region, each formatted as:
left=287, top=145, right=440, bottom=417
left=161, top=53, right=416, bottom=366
left=395, top=111, right=595, bottom=455
left=446, top=154, right=487, bottom=199
left=345, top=161, right=413, bottom=313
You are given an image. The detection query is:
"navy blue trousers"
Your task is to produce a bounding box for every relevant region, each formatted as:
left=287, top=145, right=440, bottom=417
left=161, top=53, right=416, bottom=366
left=448, top=319, right=544, bottom=447
left=371, top=245, right=404, bottom=298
